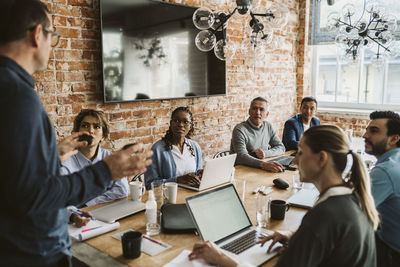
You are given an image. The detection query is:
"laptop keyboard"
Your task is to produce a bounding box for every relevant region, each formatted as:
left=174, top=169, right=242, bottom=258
left=221, top=230, right=257, bottom=254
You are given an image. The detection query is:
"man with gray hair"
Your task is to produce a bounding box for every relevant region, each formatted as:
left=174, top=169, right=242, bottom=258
left=230, top=97, right=285, bottom=172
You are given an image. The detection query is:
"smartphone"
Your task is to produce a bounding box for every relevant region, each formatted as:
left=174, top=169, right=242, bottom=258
left=78, top=134, right=93, bottom=145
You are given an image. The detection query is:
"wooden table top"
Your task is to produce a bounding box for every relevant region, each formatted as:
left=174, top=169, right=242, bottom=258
left=84, top=165, right=307, bottom=267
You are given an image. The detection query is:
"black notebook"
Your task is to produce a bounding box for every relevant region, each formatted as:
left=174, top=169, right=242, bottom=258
left=160, top=204, right=196, bottom=234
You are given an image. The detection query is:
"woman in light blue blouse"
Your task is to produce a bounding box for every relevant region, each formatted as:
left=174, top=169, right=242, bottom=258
left=144, top=107, right=202, bottom=189
left=60, top=109, right=129, bottom=226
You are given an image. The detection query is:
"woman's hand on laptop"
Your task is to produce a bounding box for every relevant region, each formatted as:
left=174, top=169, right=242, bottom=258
left=177, top=173, right=201, bottom=185
left=258, top=231, right=290, bottom=254
left=189, top=241, right=238, bottom=267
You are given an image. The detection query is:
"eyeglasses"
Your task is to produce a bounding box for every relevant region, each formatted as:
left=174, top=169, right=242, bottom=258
left=28, top=26, right=61, bottom=47
left=43, top=28, right=61, bottom=47
left=171, top=119, right=191, bottom=126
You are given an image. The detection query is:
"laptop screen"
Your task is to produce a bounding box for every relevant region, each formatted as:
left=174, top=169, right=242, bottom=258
left=186, top=184, right=252, bottom=243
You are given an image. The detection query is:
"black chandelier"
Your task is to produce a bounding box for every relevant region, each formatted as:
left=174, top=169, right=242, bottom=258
left=192, top=0, right=288, bottom=61
left=327, top=0, right=399, bottom=62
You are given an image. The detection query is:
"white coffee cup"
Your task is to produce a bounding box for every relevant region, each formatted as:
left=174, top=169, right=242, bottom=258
left=130, top=181, right=145, bottom=201
left=163, top=182, right=178, bottom=204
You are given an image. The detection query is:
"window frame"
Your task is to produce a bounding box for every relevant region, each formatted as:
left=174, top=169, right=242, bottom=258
left=310, top=0, right=400, bottom=112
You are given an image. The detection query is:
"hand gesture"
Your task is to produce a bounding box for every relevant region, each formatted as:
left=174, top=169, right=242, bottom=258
left=251, top=148, right=265, bottom=159
left=102, top=143, right=153, bottom=180
left=260, top=161, right=284, bottom=172
left=58, top=132, right=89, bottom=162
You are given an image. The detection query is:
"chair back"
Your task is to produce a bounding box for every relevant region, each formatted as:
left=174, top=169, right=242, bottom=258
left=213, top=150, right=230, bottom=159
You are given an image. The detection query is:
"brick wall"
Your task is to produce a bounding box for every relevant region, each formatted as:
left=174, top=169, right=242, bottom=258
left=36, top=0, right=316, bottom=158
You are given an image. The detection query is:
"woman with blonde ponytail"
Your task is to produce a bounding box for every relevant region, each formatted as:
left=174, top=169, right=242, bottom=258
left=189, top=125, right=379, bottom=267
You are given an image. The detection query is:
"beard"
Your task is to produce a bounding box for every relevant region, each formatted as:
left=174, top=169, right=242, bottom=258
left=365, top=138, right=388, bottom=156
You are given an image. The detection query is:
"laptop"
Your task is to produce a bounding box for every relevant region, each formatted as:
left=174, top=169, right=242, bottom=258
left=186, top=184, right=280, bottom=266
left=268, top=155, right=296, bottom=170
left=178, top=154, right=237, bottom=191
left=287, top=183, right=320, bottom=209
left=90, top=199, right=145, bottom=223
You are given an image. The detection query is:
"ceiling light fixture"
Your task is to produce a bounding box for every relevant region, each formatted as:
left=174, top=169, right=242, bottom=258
left=192, top=0, right=289, bottom=61
left=327, top=0, right=399, bottom=63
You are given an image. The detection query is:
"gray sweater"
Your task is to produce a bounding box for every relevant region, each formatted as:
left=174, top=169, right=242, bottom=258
left=230, top=119, right=285, bottom=168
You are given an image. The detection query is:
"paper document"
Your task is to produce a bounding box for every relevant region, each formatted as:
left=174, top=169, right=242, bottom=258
left=112, top=229, right=171, bottom=256
left=163, top=250, right=215, bottom=267
left=68, top=220, right=120, bottom=241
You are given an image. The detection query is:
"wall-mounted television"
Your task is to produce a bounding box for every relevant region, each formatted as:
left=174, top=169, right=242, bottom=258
left=100, top=0, right=226, bottom=102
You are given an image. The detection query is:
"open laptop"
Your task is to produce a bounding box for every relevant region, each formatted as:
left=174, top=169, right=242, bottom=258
left=287, top=183, right=320, bottom=209
left=186, top=184, right=280, bottom=266
left=90, top=199, right=145, bottom=223
left=178, top=153, right=237, bottom=192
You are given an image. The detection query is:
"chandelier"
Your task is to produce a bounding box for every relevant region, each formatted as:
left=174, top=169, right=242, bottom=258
left=192, top=0, right=289, bottom=61
left=327, top=0, right=399, bottom=62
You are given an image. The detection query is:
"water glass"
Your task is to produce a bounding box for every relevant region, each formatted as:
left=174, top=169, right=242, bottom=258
left=256, top=194, right=270, bottom=228
left=292, top=174, right=303, bottom=190
left=146, top=210, right=161, bottom=236
left=151, top=180, right=163, bottom=209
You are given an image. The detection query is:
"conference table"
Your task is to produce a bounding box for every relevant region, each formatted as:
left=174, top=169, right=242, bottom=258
left=80, top=164, right=309, bottom=266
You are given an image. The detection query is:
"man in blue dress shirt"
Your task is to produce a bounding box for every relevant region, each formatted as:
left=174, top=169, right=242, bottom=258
left=282, top=96, right=320, bottom=151
left=363, top=111, right=400, bottom=267
left=0, top=1, right=152, bottom=266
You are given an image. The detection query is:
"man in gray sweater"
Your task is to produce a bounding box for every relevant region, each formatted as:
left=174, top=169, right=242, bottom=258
left=230, top=97, right=285, bottom=172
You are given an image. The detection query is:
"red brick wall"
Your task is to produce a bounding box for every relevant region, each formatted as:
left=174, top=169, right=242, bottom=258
left=36, top=0, right=313, bottom=157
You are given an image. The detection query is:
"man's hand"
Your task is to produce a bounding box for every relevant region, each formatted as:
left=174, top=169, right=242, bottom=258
left=70, top=210, right=93, bottom=228
left=58, top=132, right=89, bottom=162
left=251, top=148, right=265, bottom=159
left=102, top=143, right=153, bottom=180
left=260, top=161, right=284, bottom=172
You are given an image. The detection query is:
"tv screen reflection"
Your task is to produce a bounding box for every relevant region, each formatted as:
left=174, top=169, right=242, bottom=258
left=101, top=0, right=226, bottom=102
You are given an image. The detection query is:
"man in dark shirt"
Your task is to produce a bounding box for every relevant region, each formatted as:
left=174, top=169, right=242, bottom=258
left=0, top=1, right=152, bottom=266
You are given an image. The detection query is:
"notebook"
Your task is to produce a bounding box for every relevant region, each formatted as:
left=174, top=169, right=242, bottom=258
left=90, top=199, right=145, bottom=223
left=68, top=220, right=120, bottom=241
left=178, top=154, right=237, bottom=192
left=186, top=184, right=280, bottom=266
left=287, top=183, right=320, bottom=209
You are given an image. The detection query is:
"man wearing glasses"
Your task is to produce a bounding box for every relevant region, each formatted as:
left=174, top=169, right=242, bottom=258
left=0, top=1, right=152, bottom=266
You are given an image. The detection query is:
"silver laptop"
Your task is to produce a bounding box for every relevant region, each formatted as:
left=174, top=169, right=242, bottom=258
left=287, top=183, right=320, bottom=209
left=179, top=154, right=237, bottom=192
left=186, top=184, right=280, bottom=266
left=90, top=199, right=145, bottom=223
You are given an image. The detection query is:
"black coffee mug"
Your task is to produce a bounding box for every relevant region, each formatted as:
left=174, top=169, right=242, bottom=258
left=121, top=231, right=142, bottom=259
left=270, top=200, right=290, bottom=220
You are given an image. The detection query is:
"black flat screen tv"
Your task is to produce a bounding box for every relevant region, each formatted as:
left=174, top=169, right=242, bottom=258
left=100, top=0, right=226, bottom=102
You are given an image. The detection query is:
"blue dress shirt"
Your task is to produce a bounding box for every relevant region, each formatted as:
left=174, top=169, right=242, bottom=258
left=0, top=56, right=112, bottom=266
left=60, top=147, right=129, bottom=206
left=370, top=147, right=400, bottom=253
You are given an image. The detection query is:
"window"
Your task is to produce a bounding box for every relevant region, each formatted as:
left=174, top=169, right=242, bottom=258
left=311, top=0, right=400, bottom=110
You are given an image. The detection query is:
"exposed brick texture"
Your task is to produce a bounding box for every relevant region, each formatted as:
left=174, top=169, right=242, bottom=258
left=35, top=0, right=358, bottom=157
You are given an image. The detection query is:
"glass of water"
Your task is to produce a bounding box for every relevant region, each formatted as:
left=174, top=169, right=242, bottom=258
left=256, top=194, right=270, bottom=228
left=292, top=174, right=304, bottom=190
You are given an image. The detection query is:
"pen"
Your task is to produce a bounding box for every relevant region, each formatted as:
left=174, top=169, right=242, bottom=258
left=72, top=210, right=96, bottom=220
left=142, top=235, right=168, bottom=248
left=81, top=226, right=102, bottom=233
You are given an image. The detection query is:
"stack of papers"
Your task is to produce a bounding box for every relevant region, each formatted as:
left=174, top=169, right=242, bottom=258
left=68, top=220, right=120, bottom=241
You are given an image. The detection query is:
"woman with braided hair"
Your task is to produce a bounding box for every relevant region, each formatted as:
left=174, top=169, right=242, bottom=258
left=144, top=107, right=202, bottom=189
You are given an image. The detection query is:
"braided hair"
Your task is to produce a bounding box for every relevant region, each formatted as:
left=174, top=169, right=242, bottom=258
left=162, top=107, right=195, bottom=156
